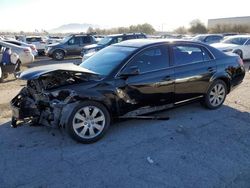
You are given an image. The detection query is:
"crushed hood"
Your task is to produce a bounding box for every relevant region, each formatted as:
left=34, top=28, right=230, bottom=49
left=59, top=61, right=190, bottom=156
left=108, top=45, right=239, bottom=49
left=19, top=63, right=98, bottom=80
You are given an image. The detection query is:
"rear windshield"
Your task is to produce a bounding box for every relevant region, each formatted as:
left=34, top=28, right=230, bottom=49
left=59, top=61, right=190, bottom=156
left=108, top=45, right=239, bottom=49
left=26, top=37, right=42, bottom=42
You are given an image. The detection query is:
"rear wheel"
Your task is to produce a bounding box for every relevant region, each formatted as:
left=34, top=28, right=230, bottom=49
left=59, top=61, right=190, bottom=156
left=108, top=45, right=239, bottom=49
left=66, top=101, right=110, bottom=144
left=203, top=80, right=227, bottom=109
left=53, top=50, right=65, bottom=60
left=0, top=66, right=3, bottom=83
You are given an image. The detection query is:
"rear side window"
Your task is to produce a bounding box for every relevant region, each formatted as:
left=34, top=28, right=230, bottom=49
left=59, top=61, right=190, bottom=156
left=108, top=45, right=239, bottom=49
left=173, top=45, right=211, bottom=65
left=245, top=39, right=250, bottom=45
left=125, top=45, right=169, bottom=73
left=82, top=36, right=92, bottom=44
left=26, top=37, right=42, bottom=42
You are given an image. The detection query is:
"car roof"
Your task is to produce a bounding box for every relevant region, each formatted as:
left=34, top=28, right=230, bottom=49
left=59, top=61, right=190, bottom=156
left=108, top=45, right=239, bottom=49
left=114, top=39, right=208, bottom=48
left=225, top=35, right=250, bottom=39
left=0, top=40, right=27, bottom=49
left=108, top=33, right=145, bottom=37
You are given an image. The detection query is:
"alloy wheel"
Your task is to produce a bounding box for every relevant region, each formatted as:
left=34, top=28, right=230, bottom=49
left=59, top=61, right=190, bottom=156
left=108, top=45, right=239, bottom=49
left=72, top=106, right=106, bottom=139
left=209, top=83, right=226, bottom=107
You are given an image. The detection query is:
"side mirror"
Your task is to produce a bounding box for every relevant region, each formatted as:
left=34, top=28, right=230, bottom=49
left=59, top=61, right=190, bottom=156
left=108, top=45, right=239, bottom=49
left=119, top=66, right=140, bottom=78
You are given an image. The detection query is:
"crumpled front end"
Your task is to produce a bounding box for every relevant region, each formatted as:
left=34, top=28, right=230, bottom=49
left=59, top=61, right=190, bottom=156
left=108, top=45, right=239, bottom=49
left=10, top=83, right=77, bottom=128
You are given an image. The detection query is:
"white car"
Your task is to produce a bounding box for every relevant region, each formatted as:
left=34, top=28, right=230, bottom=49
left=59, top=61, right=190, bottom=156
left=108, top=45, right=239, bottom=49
left=23, top=36, right=46, bottom=55
left=4, top=39, right=38, bottom=57
left=0, top=40, right=34, bottom=65
left=211, top=35, right=250, bottom=59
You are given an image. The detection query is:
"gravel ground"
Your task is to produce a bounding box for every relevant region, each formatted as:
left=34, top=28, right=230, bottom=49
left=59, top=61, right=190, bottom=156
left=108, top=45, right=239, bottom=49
left=0, top=58, right=249, bottom=188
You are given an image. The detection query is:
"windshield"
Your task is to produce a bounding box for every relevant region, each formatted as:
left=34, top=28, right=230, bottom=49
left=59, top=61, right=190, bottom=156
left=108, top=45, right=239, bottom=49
left=222, top=37, right=249, bottom=45
left=192, top=35, right=206, bottom=42
left=80, top=46, right=136, bottom=76
left=97, top=37, right=113, bottom=45
left=60, top=36, right=72, bottom=43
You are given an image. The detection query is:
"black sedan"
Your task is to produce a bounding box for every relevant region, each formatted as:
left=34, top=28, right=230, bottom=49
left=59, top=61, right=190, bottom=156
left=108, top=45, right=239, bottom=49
left=10, top=39, right=245, bottom=143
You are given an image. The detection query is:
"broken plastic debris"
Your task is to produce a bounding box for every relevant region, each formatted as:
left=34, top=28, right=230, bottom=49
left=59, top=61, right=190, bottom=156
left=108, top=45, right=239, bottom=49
left=147, top=156, right=154, bottom=164
left=176, top=125, right=184, bottom=133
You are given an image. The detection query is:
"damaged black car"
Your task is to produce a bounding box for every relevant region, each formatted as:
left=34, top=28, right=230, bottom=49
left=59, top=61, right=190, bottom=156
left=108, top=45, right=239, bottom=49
left=10, top=39, right=245, bottom=143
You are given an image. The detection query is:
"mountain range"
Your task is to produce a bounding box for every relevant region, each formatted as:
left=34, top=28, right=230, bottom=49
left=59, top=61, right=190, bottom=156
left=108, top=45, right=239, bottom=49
left=49, top=23, right=102, bottom=33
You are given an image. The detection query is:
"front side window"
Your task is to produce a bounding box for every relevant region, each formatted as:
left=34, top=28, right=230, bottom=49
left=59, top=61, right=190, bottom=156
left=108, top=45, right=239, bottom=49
left=245, top=39, right=250, bottom=45
left=68, top=37, right=80, bottom=45
left=173, top=45, right=211, bottom=65
left=123, top=46, right=169, bottom=73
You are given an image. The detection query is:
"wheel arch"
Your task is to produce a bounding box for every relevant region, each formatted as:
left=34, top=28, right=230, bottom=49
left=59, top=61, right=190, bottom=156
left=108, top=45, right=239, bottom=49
left=52, top=48, right=67, bottom=55
left=209, top=74, right=231, bottom=94
left=59, top=96, right=116, bottom=128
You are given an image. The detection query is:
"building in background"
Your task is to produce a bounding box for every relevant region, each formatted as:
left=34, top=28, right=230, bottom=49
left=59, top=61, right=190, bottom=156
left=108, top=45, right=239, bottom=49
left=208, top=16, right=250, bottom=29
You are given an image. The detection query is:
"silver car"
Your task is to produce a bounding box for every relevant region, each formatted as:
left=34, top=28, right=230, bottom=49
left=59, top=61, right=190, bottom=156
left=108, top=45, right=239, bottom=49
left=4, top=39, right=38, bottom=57
left=0, top=40, right=34, bottom=65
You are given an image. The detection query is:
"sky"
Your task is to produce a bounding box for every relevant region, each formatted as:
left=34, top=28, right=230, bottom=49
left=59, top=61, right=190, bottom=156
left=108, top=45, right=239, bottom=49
left=0, top=0, right=249, bottom=32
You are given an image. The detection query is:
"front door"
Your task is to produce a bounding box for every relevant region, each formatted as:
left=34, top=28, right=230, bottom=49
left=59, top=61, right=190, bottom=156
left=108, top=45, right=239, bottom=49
left=116, top=45, right=174, bottom=115
left=67, top=37, right=81, bottom=55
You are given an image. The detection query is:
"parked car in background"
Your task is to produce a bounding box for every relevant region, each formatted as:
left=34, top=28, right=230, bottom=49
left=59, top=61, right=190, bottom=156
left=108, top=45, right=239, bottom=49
left=45, top=34, right=96, bottom=60
left=10, top=39, right=245, bottom=143
left=25, top=36, right=46, bottom=55
left=4, top=39, right=38, bottom=57
left=211, top=35, right=250, bottom=59
left=81, top=33, right=147, bottom=61
left=192, top=34, right=223, bottom=44
left=0, top=40, right=34, bottom=66
left=0, top=41, right=20, bottom=82
left=46, top=36, right=63, bottom=45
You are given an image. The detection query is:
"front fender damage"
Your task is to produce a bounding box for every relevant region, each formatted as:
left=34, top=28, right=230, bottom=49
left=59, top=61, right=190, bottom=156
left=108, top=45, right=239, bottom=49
left=10, top=87, right=80, bottom=128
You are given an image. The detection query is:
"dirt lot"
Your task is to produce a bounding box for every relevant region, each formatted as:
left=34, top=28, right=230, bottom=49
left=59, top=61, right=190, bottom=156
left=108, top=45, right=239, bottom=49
left=0, top=57, right=249, bottom=188
left=0, top=56, right=82, bottom=123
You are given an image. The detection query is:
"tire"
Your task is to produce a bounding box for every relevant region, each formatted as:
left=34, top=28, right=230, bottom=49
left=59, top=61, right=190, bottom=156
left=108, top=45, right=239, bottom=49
left=234, top=50, right=243, bottom=59
left=66, top=101, right=111, bottom=144
left=203, top=80, right=227, bottom=109
left=0, top=66, right=3, bottom=83
left=53, top=50, right=65, bottom=61
left=13, top=60, right=21, bottom=78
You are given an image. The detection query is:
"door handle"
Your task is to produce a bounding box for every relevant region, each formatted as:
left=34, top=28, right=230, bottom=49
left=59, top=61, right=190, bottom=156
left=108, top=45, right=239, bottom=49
left=207, top=67, right=215, bottom=73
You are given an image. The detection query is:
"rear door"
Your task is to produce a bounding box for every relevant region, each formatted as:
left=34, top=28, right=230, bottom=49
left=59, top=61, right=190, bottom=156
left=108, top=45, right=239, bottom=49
left=81, top=36, right=94, bottom=49
left=171, top=44, right=216, bottom=102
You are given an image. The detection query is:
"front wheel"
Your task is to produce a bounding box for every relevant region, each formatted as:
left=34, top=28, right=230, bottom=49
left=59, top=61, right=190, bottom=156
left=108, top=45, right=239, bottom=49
left=53, top=50, right=65, bottom=61
left=203, top=80, right=227, bottom=109
left=66, top=101, right=111, bottom=144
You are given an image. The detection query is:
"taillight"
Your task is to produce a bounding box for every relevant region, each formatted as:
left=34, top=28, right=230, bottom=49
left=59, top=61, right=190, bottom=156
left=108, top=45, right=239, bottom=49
left=24, top=48, right=30, bottom=53
left=238, top=58, right=244, bottom=66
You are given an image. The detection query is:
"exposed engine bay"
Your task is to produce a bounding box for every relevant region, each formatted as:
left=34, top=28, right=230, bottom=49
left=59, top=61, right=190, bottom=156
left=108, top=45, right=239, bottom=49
left=11, top=70, right=95, bottom=128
